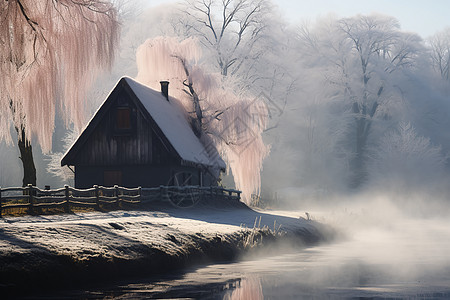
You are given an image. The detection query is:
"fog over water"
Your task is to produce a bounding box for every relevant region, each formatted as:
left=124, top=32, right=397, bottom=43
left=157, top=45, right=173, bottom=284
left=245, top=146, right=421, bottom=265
left=229, top=192, right=450, bottom=298
left=39, top=192, right=450, bottom=299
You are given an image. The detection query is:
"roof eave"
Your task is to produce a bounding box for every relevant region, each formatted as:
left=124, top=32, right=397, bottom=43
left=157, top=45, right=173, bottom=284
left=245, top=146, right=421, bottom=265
left=180, top=159, right=225, bottom=171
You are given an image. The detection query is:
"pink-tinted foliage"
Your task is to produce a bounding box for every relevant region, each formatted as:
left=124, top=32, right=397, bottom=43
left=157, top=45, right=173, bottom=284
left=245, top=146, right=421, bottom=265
left=136, top=37, right=269, bottom=203
left=0, top=0, right=119, bottom=152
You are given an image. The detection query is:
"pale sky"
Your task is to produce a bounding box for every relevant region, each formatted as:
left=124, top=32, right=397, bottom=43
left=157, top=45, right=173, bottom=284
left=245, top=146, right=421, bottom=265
left=276, top=0, right=450, bottom=38
left=146, top=0, right=450, bottom=38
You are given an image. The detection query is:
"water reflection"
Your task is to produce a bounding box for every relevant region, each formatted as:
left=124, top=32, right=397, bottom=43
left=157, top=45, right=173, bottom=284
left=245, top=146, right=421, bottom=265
left=69, top=243, right=450, bottom=299
left=223, top=277, right=263, bottom=300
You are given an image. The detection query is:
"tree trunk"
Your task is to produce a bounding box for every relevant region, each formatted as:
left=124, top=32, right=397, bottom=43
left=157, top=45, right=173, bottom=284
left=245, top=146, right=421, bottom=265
left=350, top=102, right=372, bottom=188
left=16, top=127, right=36, bottom=187
left=178, top=57, right=203, bottom=138
left=352, top=116, right=368, bottom=187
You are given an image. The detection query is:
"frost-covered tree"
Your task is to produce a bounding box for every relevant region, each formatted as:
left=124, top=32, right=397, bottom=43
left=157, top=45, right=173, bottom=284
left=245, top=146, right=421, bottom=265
left=181, top=0, right=271, bottom=77
left=429, top=28, right=450, bottom=81
left=298, top=14, right=423, bottom=186
left=135, top=36, right=269, bottom=203
left=0, top=0, right=119, bottom=186
left=368, top=122, right=446, bottom=188
left=179, top=0, right=297, bottom=134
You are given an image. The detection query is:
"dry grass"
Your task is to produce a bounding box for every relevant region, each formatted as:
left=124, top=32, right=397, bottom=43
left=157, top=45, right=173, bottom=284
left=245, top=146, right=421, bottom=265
left=0, top=200, right=142, bottom=217
left=241, top=216, right=284, bottom=248
left=1, top=205, right=97, bottom=217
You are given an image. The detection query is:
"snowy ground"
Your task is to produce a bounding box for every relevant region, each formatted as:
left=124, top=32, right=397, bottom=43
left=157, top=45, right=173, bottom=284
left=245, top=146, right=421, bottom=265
left=0, top=203, right=330, bottom=296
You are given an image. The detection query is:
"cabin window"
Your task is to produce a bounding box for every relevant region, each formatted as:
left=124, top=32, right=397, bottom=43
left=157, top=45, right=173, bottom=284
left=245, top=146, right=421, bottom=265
left=116, top=107, right=131, bottom=129
left=104, top=170, right=122, bottom=186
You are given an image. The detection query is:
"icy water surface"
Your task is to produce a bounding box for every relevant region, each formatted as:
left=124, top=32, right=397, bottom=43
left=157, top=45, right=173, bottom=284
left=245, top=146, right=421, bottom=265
left=37, top=209, right=450, bottom=299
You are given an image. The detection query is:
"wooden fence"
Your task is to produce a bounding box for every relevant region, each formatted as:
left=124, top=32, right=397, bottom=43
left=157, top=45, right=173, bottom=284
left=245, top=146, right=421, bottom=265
left=0, top=184, right=241, bottom=216
left=141, top=185, right=241, bottom=207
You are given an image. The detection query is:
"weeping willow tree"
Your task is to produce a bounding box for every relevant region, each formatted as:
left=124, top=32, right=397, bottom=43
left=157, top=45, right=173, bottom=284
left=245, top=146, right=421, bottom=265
left=135, top=36, right=270, bottom=203
left=0, top=0, right=119, bottom=186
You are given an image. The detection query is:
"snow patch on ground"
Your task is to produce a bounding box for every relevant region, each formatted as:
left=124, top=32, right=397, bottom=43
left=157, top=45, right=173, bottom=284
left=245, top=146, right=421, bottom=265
left=0, top=206, right=329, bottom=295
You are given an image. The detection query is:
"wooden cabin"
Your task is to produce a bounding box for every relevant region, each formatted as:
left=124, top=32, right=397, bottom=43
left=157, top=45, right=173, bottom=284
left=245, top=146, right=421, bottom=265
left=61, top=77, right=225, bottom=188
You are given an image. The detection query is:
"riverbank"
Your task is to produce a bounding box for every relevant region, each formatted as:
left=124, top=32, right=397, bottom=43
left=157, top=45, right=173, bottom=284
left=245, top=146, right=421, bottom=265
left=0, top=201, right=333, bottom=297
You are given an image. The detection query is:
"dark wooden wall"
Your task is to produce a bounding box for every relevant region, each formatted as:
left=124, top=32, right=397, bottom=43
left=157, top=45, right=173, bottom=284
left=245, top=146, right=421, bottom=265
left=71, top=86, right=209, bottom=188
left=72, top=89, right=172, bottom=167
left=75, top=165, right=203, bottom=188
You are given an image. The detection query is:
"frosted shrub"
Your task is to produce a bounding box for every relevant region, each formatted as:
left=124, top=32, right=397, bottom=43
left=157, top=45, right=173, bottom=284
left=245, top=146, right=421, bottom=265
left=368, top=122, right=446, bottom=188
left=46, top=128, right=78, bottom=184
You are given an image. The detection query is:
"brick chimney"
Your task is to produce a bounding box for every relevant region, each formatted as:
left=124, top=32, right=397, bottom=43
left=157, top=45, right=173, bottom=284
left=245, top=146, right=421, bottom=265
left=160, top=81, right=169, bottom=101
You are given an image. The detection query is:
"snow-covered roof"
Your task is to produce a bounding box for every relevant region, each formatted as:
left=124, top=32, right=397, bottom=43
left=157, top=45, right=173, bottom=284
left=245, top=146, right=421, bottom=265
left=123, top=77, right=221, bottom=168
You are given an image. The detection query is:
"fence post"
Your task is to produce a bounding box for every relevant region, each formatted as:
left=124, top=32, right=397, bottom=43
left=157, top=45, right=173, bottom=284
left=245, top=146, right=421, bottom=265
left=94, top=185, right=100, bottom=210
left=160, top=185, right=167, bottom=202
left=28, top=184, right=35, bottom=215
left=138, top=186, right=142, bottom=203
left=114, top=185, right=120, bottom=208
left=64, top=185, right=70, bottom=213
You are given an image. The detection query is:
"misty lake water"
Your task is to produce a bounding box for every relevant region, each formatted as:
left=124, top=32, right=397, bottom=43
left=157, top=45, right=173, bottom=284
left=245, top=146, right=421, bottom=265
left=39, top=207, right=450, bottom=299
